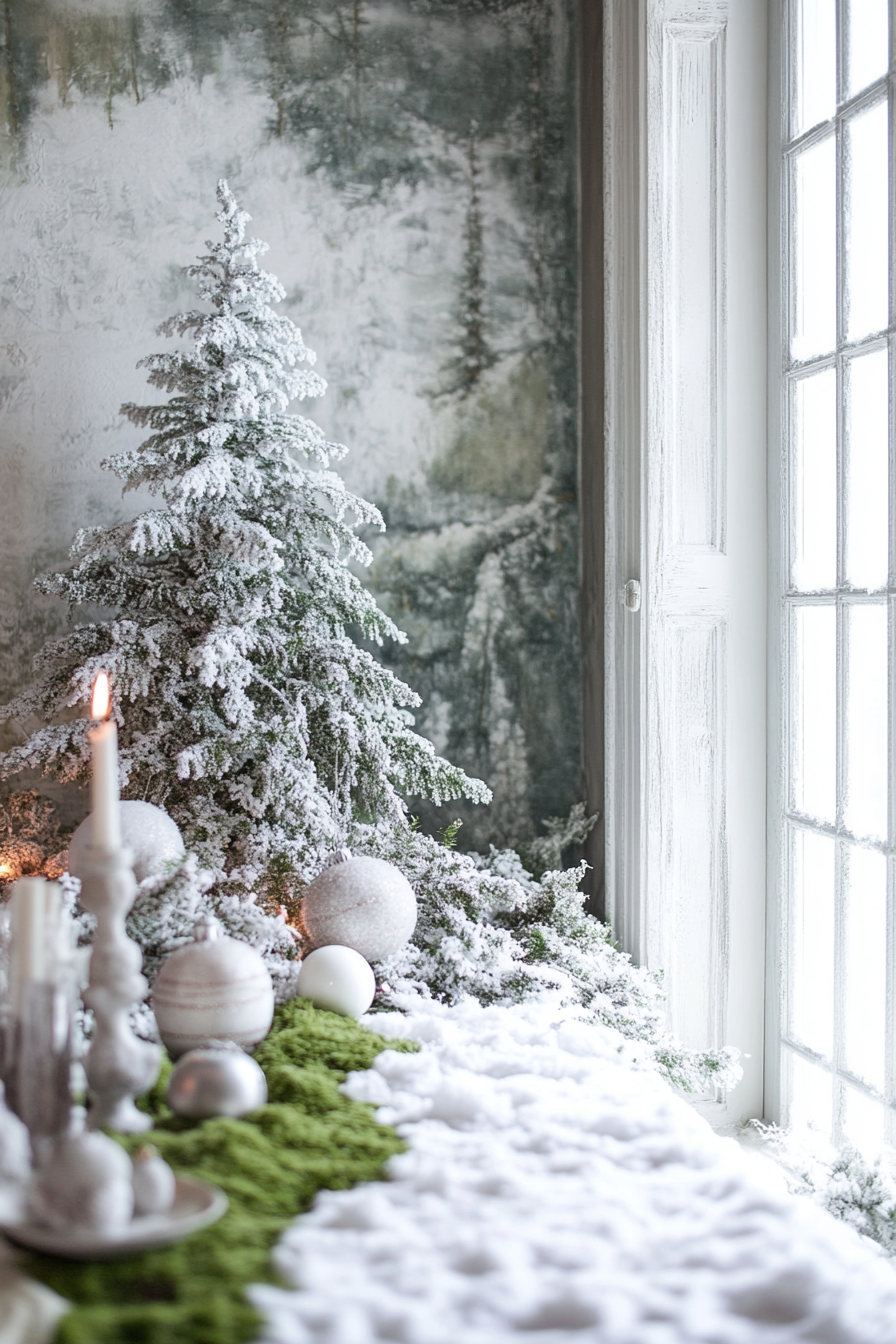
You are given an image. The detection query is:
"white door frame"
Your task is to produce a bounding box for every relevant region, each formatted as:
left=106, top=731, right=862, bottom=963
left=603, top=0, right=769, bottom=1124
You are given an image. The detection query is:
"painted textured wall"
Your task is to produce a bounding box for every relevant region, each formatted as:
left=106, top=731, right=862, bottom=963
left=0, top=0, right=581, bottom=852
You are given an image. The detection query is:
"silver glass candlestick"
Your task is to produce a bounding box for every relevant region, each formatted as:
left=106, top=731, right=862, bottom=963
left=78, top=845, right=160, bottom=1132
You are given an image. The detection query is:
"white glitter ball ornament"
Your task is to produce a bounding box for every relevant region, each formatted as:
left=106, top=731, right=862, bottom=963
left=167, top=1044, right=268, bottom=1119
left=301, top=850, right=417, bottom=962
left=296, top=945, right=376, bottom=1018
left=151, top=914, right=274, bottom=1057
left=68, top=801, right=185, bottom=883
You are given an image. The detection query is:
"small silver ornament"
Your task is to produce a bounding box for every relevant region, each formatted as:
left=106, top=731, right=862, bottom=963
left=301, top=851, right=417, bottom=962
left=132, top=1144, right=176, bottom=1216
left=167, top=1043, right=268, bottom=1119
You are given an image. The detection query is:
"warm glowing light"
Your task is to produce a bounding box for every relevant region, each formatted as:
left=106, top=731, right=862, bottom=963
left=91, top=671, right=111, bottom=720
left=0, top=861, right=14, bottom=878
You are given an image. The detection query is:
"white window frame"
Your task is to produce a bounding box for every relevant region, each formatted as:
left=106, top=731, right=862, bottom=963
left=771, top=0, right=896, bottom=1149
left=603, top=0, right=896, bottom=1144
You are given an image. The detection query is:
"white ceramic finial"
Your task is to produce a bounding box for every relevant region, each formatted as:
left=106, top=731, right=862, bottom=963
left=193, top=913, right=221, bottom=942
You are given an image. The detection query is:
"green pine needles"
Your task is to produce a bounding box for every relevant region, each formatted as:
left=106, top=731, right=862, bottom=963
left=27, top=1000, right=418, bottom=1344
left=0, top=181, right=489, bottom=888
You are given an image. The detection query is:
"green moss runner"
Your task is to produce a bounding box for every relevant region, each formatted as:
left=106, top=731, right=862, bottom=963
left=15, top=998, right=416, bottom=1344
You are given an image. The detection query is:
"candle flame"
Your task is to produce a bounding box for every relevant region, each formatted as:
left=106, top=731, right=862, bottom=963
left=91, top=671, right=111, bottom=720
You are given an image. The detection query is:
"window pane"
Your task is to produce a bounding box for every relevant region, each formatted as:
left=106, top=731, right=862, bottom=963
left=843, top=846, right=887, bottom=1091
left=793, top=368, right=837, bottom=591
left=790, top=1049, right=833, bottom=1138
left=848, top=0, right=890, bottom=97
left=843, top=1085, right=886, bottom=1158
left=793, top=605, right=837, bottom=822
left=794, top=0, right=837, bottom=136
left=845, top=603, right=889, bottom=840
left=845, top=350, right=890, bottom=591
left=791, top=828, right=835, bottom=1058
left=845, top=102, right=889, bottom=343
left=792, top=137, right=837, bottom=361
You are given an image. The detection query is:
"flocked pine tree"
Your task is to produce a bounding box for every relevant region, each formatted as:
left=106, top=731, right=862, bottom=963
left=0, top=180, right=490, bottom=895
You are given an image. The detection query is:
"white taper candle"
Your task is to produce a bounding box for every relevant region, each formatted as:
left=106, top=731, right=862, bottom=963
left=8, top=877, right=61, bottom=1014
left=88, top=672, right=121, bottom=851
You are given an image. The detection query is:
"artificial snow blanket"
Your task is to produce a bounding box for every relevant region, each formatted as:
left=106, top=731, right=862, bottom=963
left=251, top=998, right=896, bottom=1344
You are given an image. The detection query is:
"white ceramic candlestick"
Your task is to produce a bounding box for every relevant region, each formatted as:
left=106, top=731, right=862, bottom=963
left=80, top=673, right=160, bottom=1132
left=79, top=845, right=160, bottom=1132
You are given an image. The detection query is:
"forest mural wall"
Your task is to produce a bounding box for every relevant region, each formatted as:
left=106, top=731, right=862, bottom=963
left=0, top=0, right=581, bottom=852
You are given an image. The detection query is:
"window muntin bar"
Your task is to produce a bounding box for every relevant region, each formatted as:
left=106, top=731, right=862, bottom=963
left=781, top=0, right=895, bottom=1156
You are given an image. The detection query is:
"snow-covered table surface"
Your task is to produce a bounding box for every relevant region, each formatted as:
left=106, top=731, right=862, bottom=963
left=251, top=998, right=896, bottom=1344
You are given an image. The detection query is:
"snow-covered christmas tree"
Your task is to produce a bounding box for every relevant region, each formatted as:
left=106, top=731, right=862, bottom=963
left=0, top=181, right=489, bottom=897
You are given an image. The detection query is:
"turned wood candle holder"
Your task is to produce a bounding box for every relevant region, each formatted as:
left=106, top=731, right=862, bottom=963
left=78, top=845, right=161, bottom=1133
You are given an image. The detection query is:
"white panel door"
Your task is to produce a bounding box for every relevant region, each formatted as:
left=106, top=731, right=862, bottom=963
left=605, top=0, right=768, bottom=1122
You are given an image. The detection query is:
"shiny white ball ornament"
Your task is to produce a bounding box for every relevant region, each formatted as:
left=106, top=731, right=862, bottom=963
left=167, top=1044, right=268, bottom=1119
left=132, top=1145, right=176, bottom=1216
left=69, top=801, right=185, bottom=883
left=301, top=850, right=417, bottom=962
left=296, top=945, right=376, bottom=1018
left=152, top=914, right=274, bottom=1057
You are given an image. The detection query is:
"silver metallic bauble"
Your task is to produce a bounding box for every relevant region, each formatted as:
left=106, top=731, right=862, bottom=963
left=132, top=1145, right=176, bottom=1216
left=301, top=851, right=417, bottom=962
left=296, top=944, right=376, bottom=1018
left=69, top=801, right=185, bottom=884
left=29, top=1132, right=134, bottom=1233
left=166, top=1044, right=268, bottom=1119
left=152, top=914, right=275, bottom=1057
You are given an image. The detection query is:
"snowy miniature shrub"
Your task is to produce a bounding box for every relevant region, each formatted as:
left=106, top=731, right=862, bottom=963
left=362, top=816, right=741, bottom=1095
left=752, top=1122, right=896, bottom=1255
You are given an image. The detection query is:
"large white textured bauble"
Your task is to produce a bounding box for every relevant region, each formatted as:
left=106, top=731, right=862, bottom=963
left=301, top=850, right=417, bottom=962
left=68, top=801, right=185, bottom=883
left=167, top=1044, right=268, bottom=1119
left=296, top=945, right=376, bottom=1018
left=151, top=914, right=274, bottom=1057
left=29, top=1132, right=134, bottom=1233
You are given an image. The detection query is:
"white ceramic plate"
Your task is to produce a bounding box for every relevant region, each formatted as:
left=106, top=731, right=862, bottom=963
left=0, top=1177, right=228, bottom=1259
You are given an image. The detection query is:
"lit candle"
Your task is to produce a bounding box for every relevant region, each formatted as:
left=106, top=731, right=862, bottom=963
left=88, top=671, right=121, bottom=851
